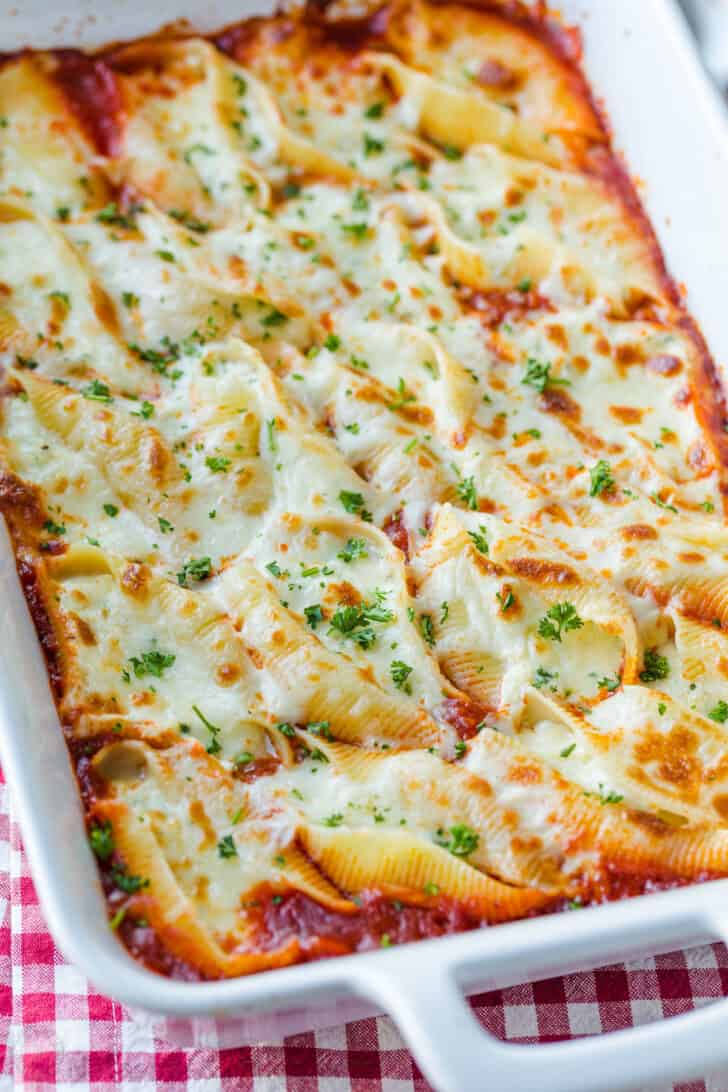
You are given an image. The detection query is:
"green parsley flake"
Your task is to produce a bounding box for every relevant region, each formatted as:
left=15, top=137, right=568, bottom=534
left=128, top=649, right=176, bottom=679
left=589, top=460, right=615, bottom=497
left=538, top=602, right=583, bottom=643
left=218, top=835, right=238, bottom=859
left=177, top=556, right=212, bottom=585
left=435, top=823, right=479, bottom=858
left=639, top=647, right=670, bottom=683
left=339, top=490, right=372, bottom=521
left=390, top=659, right=413, bottom=693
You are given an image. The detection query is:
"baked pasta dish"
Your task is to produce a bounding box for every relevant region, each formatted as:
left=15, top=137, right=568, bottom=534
left=2, top=0, right=728, bottom=980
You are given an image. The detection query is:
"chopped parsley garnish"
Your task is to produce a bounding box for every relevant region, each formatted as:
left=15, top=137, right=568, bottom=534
left=387, top=377, right=416, bottom=411
left=365, top=101, right=385, bottom=118
left=265, top=560, right=287, bottom=578
left=89, top=821, right=114, bottom=861
left=132, top=400, right=154, bottom=419
left=56, top=205, right=71, bottom=222
left=218, top=835, right=238, bottom=859
left=277, top=722, right=296, bottom=738
left=261, top=308, right=288, bottom=327
left=328, top=597, right=395, bottom=649
left=390, top=659, right=413, bottom=693
left=183, top=142, right=215, bottom=164
left=709, top=701, right=728, bottom=724
left=534, top=667, right=558, bottom=690
left=338, top=537, right=368, bottom=563
left=96, top=201, right=143, bottom=229
left=176, top=556, right=212, bottom=586
left=496, top=589, right=515, bottom=612
left=419, top=613, right=435, bottom=647
left=323, top=813, right=344, bottom=827
left=352, top=188, right=370, bottom=212
left=103, top=503, right=119, bottom=517
left=650, top=494, right=678, bottom=514
left=128, top=649, right=176, bottom=679
left=454, top=740, right=467, bottom=759
left=168, top=208, right=211, bottom=233
left=363, top=132, right=384, bottom=157
left=282, top=181, right=301, bottom=199
left=304, top=604, right=324, bottom=629
left=206, top=454, right=231, bottom=473
left=456, top=475, right=478, bottom=511
left=122, top=291, right=140, bottom=309
left=81, top=379, right=113, bottom=403
left=589, top=460, right=615, bottom=497
left=596, top=674, right=620, bottom=692
left=308, top=721, right=333, bottom=740
left=110, top=868, right=149, bottom=894
left=192, top=704, right=221, bottom=754
left=537, top=602, right=583, bottom=643
left=324, top=333, right=341, bottom=351
left=595, top=785, right=624, bottom=806
left=342, top=222, right=368, bottom=240
left=158, top=517, right=173, bottom=534
left=639, top=648, right=670, bottom=683
left=560, top=743, right=576, bottom=758
left=441, top=144, right=463, bottom=160
left=42, top=518, right=66, bottom=536
left=15, top=354, right=38, bottom=370
left=435, top=823, right=479, bottom=858
left=521, top=358, right=570, bottom=393
left=339, top=490, right=372, bottom=521
left=467, top=526, right=489, bottom=554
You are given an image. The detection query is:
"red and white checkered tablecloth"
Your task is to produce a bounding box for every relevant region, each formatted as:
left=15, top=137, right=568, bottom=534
left=2, top=766, right=728, bottom=1092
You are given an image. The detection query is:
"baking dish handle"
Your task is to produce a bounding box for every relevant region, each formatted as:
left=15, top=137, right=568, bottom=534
left=353, top=937, right=728, bottom=1092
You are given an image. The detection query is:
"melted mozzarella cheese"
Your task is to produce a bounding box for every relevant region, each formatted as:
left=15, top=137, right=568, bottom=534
left=2, top=1, right=728, bottom=973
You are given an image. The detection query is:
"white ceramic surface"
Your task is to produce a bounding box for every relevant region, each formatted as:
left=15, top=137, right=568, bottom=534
left=2, top=3, right=728, bottom=1089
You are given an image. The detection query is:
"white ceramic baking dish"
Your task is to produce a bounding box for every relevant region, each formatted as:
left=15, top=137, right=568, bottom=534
left=2, top=1, right=728, bottom=1089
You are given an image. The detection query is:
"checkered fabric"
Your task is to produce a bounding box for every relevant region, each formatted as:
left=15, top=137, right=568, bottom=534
left=2, top=764, right=728, bottom=1092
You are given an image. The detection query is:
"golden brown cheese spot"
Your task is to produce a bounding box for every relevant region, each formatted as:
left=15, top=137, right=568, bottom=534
left=687, top=441, right=713, bottom=474
left=120, top=562, right=152, bottom=600
left=633, top=726, right=701, bottom=795
left=626, top=810, right=671, bottom=837
left=711, top=794, right=728, bottom=821
left=189, top=799, right=217, bottom=851
left=620, top=523, right=657, bottom=540
left=90, top=281, right=121, bottom=336
left=609, top=405, right=644, bottom=425
left=507, top=760, right=543, bottom=785
left=677, top=552, right=704, bottom=565
left=147, top=436, right=171, bottom=484
left=615, top=343, right=645, bottom=366
left=538, top=387, right=580, bottom=419
left=216, top=662, right=242, bottom=686
left=646, top=354, right=682, bottom=376
left=475, top=57, right=518, bottom=89
left=326, top=581, right=361, bottom=607
left=508, top=557, right=578, bottom=586
left=545, top=324, right=568, bottom=350
left=69, top=611, right=97, bottom=646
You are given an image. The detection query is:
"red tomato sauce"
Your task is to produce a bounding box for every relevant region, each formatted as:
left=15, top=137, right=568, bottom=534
left=51, top=50, right=124, bottom=156
left=247, top=886, right=485, bottom=959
